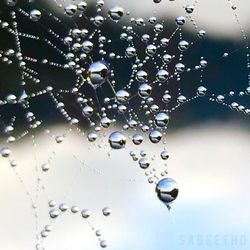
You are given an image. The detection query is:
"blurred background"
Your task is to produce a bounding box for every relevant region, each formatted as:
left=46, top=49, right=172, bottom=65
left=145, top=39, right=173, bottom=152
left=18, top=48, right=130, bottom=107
left=0, top=0, right=250, bottom=249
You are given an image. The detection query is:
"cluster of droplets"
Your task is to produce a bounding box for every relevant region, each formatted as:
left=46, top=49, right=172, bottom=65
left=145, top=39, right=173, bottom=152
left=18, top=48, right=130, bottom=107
left=46, top=200, right=111, bottom=249
left=0, top=0, right=250, bottom=248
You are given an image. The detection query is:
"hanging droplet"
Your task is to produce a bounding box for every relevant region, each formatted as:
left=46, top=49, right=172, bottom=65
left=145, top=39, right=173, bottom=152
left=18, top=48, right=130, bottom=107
left=155, top=178, right=179, bottom=208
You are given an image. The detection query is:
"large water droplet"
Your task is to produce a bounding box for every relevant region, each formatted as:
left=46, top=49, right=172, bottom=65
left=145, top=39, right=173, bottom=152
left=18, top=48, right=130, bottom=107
left=155, top=178, right=179, bottom=208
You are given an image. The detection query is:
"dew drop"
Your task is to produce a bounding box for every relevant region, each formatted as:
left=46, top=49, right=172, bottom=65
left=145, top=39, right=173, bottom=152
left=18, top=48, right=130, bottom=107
left=109, top=131, right=126, bottom=149
left=149, top=130, right=162, bottom=143
left=156, top=178, right=179, bottom=207
left=49, top=208, right=61, bottom=219
left=30, top=10, right=41, bottom=22
left=81, top=209, right=91, bottom=218
left=1, top=147, right=11, bottom=157
left=160, top=150, right=169, bottom=160
left=100, top=240, right=108, bottom=248
left=88, top=61, right=109, bottom=87
left=109, top=6, right=124, bottom=21
left=154, top=112, right=170, bottom=127
left=139, top=157, right=150, bottom=169
left=102, top=207, right=111, bottom=216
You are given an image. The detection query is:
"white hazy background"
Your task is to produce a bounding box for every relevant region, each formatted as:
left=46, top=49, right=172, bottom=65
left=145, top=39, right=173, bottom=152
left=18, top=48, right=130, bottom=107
left=0, top=123, right=250, bottom=250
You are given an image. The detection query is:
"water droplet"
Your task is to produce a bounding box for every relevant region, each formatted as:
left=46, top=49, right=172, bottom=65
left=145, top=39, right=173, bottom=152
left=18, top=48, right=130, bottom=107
left=87, top=132, right=98, bottom=142
left=197, top=86, right=207, bottom=96
left=136, top=70, right=148, bottom=82
left=156, top=178, right=179, bottom=207
left=71, top=206, right=80, bottom=213
left=149, top=130, right=162, bottom=143
left=82, top=105, right=94, bottom=117
left=65, top=4, right=77, bottom=16
left=160, top=150, right=169, bottom=160
left=30, top=10, right=41, bottom=22
left=178, top=40, right=189, bottom=51
left=154, top=112, right=170, bottom=127
left=59, top=203, right=68, bottom=212
left=109, top=6, right=124, bottom=21
left=49, top=208, right=61, bottom=219
left=100, top=240, right=108, bottom=248
left=146, top=44, right=157, bottom=56
left=185, top=5, right=194, bottom=14
left=177, top=95, right=187, bottom=104
left=6, top=0, right=17, bottom=6
left=132, top=134, right=144, bottom=145
left=175, top=16, right=185, bottom=26
left=102, top=207, right=111, bottom=216
left=81, top=209, right=91, bottom=218
left=139, top=157, right=150, bottom=169
left=88, top=61, right=109, bottom=87
left=109, top=131, right=126, bottom=149
left=1, top=147, right=11, bottom=157
left=138, top=83, right=152, bottom=98
left=116, top=90, right=130, bottom=103
left=100, top=117, right=111, bottom=128
left=77, top=1, right=87, bottom=11
left=156, top=69, right=169, bottom=82
left=41, top=163, right=50, bottom=172
left=82, top=40, right=94, bottom=53
left=55, top=135, right=64, bottom=143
